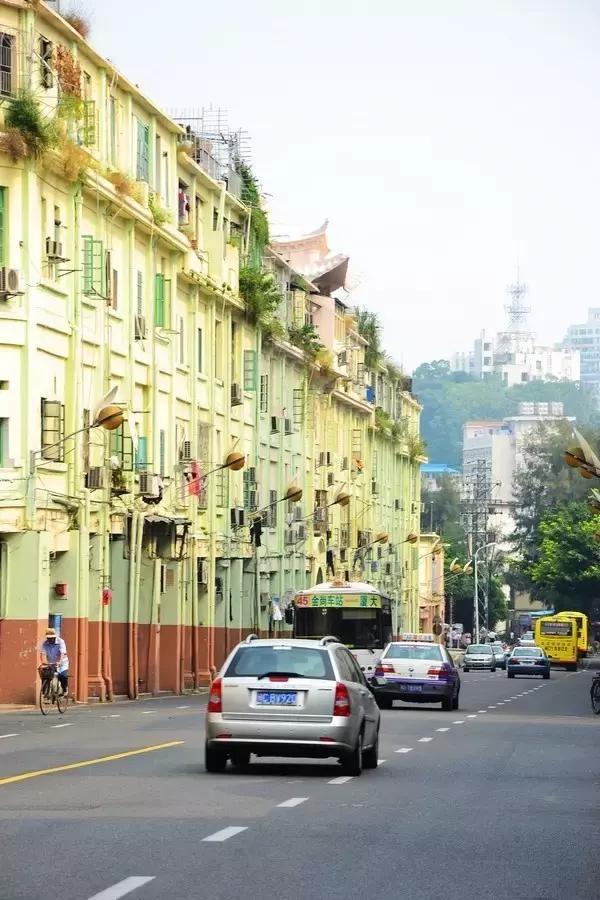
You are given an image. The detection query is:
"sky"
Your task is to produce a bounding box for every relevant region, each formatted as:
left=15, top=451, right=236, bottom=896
left=80, top=0, right=600, bottom=371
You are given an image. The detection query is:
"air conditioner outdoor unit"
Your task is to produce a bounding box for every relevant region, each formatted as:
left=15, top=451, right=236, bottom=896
left=139, top=473, right=160, bottom=497
left=134, top=315, right=147, bottom=340
left=85, top=466, right=105, bottom=489
left=180, top=440, right=193, bottom=462
left=231, top=382, right=243, bottom=407
left=270, top=416, right=279, bottom=434
left=284, top=418, right=293, bottom=435
left=45, top=238, right=65, bottom=260
left=0, top=267, right=22, bottom=296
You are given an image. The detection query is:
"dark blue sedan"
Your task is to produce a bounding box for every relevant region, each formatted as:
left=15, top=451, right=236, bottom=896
left=507, top=647, right=550, bottom=679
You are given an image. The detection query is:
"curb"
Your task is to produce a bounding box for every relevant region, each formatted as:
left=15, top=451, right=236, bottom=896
left=0, top=689, right=208, bottom=714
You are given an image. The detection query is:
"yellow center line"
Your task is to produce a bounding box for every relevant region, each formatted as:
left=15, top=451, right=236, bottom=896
left=0, top=740, right=185, bottom=787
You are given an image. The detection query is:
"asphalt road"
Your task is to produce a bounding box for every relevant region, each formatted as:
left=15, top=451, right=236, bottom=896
left=1, top=666, right=599, bottom=900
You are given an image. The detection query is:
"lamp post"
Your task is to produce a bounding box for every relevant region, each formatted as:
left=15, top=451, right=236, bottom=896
left=472, top=542, right=496, bottom=643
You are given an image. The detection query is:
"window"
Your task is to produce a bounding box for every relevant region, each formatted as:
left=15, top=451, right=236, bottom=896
left=40, top=36, right=53, bottom=88
left=136, top=271, right=143, bottom=316
left=136, top=119, right=149, bottom=182
left=154, top=273, right=171, bottom=327
left=135, top=436, right=148, bottom=471
left=243, top=350, right=257, bottom=391
left=231, top=321, right=239, bottom=382
left=82, top=236, right=104, bottom=296
left=215, top=467, right=229, bottom=508
left=155, top=135, right=161, bottom=197
left=197, top=327, right=203, bottom=373
left=0, top=33, right=13, bottom=97
left=214, top=321, right=223, bottom=379
left=81, top=100, right=97, bottom=147
left=260, top=374, right=269, bottom=413
left=225, top=646, right=334, bottom=680
left=268, top=489, right=278, bottom=528
left=111, top=268, right=119, bottom=310
left=109, top=96, right=118, bottom=166
left=0, top=417, right=8, bottom=466
left=0, top=187, right=6, bottom=268
left=178, top=315, right=185, bottom=364
left=41, top=399, right=65, bottom=462
left=110, top=424, right=133, bottom=471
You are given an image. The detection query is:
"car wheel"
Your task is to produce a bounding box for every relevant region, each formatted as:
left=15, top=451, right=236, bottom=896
left=362, top=729, right=379, bottom=769
left=543, top=673, right=550, bottom=680
left=441, top=695, right=453, bottom=711
left=491, top=667, right=496, bottom=673
left=452, top=690, right=460, bottom=710
left=205, top=742, right=227, bottom=773
left=230, top=750, right=251, bottom=770
left=507, top=672, right=514, bottom=678
left=463, top=667, right=469, bottom=673
left=376, top=696, right=393, bottom=710
left=341, top=730, right=363, bottom=776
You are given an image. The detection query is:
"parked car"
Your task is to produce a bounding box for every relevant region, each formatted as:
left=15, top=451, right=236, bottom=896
left=507, top=646, right=550, bottom=679
left=491, top=642, right=507, bottom=670
left=462, top=644, right=496, bottom=672
left=204, top=635, right=381, bottom=775
left=373, top=640, right=460, bottom=711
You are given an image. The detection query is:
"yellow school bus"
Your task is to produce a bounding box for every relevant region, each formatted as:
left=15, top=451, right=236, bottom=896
left=551, top=612, right=589, bottom=659
left=534, top=616, right=578, bottom=670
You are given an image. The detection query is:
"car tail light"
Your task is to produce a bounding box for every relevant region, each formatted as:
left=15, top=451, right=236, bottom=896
left=375, top=663, right=394, bottom=676
left=207, top=677, right=222, bottom=713
left=269, top=675, right=289, bottom=681
left=427, top=666, right=446, bottom=677
left=333, top=682, right=351, bottom=717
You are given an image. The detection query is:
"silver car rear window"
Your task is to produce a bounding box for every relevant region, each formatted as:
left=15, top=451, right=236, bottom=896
left=384, top=645, right=443, bottom=661
left=225, top=646, right=335, bottom=680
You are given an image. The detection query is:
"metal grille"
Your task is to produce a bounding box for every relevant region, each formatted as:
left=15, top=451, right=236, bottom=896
left=0, top=33, right=12, bottom=97
left=41, top=399, right=65, bottom=462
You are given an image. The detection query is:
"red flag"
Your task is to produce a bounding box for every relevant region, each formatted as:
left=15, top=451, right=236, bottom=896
left=188, top=460, right=202, bottom=496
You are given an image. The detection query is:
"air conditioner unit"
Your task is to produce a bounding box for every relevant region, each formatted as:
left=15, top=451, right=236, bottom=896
left=284, top=418, right=293, bottom=435
left=327, top=472, right=335, bottom=487
left=231, top=382, right=243, bottom=407
left=45, top=238, right=65, bottom=260
left=180, top=440, right=193, bottom=462
left=270, top=416, right=279, bottom=434
left=197, top=558, right=208, bottom=585
left=297, top=524, right=307, bottom=541
left=134, top=315, right=147, bottom=340
left=139, top=472, right=160, bottom=497
left=0, top=267, right=22, bottom=297
left=85, top=466, right=105, bottom=489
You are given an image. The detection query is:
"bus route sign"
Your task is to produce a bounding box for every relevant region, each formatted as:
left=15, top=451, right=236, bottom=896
left=295, top=593, right=382, bottom=609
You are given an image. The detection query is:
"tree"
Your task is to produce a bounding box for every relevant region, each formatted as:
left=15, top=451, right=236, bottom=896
left=354, top=308, right=383, bottom=370
left=524, top=502, right=600, bottom=620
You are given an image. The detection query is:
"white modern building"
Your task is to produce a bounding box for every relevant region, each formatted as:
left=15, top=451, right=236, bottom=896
left=563, top=308, right=600, bottom=401
left=452, top=329, right=580, bottom=387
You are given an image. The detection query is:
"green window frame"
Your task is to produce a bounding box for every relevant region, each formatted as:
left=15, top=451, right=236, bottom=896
left=135, top=436, right=148, bottom=471
left=159, top=429, right=165, bottom=477
left=243, top=349, right=257, bottom=391
left=154, top=274, right=171, bottom=327
left=82, top=235, right=105, bottom=296
left=81, top=100, right=97, bottom=147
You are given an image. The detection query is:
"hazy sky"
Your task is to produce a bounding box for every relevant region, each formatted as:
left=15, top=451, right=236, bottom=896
left=82, top=0, right=600, bottom=371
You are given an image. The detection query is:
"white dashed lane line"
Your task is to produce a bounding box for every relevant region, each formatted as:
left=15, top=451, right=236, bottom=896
left=0, top=733, right=19, bottom=739
left=202, top=826, right=248, bottom=842
left=477, top=710, right=487, bottom=713
left=452, top=720, right=465, bottom=725
left=436, top=728, right=450, bottom=733
left=141, top=711, right=155, bottom=715
left=395, top=748, right=413, bottom=753
left=329, top=776, right=354, bottom=785
left=86, top=876, right=156, bottom=900
left=176, top=705, right=191, bottom=709
left=418, top=737, right=433, bottom=743
left=51, top=723, right=72, bottom=729
left=466, top=714, right=477, bottom=718
left=277, top=797, right=308, bottom=808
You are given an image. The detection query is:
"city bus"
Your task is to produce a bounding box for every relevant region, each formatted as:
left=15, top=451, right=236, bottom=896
left=292, top=579, right=392, bottom=678
left=533, top=616, right=578, bottom=670
left=551, top=611, right=589, bottom=659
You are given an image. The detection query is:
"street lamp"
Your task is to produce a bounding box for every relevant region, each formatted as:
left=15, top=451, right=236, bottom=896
left=472, top=541, right=496, bottom=643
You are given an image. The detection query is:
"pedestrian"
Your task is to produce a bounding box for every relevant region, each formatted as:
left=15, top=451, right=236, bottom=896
left=39, top=627, right=70, bottom=698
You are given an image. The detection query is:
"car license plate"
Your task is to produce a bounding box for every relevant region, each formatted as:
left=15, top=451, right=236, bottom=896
left=256, top=691, right=298, bottom=706
left=405, top=684, right=422, bottom=692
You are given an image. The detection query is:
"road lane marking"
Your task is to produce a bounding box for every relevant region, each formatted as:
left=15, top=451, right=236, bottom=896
left=141, top=711, right=155, bottom=715
left=203, top=826, right=248, bottom=842
left=377, top=759, right=386, bottom=765
left=488, top=705, right=496, bottom=708
left=0, top=733, right=19, bottom=739
left=51, top=723, right=72, bottom=728
left=0, top=741, right=184, bottom=787
left=395, top=748, right=413, bottom=753
left=436, top=728, right=450, bottom=732
left=176, top=705, right=191, bottom=709
left=452, top=721, right=464, bottom=725
left=510, top=696, right=519, bottom=699
left=466, top=714, right=477, bottom=718
left=277, top=797, right=308, bottom=808
left=477, top=710, right=487, bottom=713
left=418, top=737, right=432, bottom=742
left=87, top=876, right=155, bottom=900
left=328, top=775, right=353, bottom=784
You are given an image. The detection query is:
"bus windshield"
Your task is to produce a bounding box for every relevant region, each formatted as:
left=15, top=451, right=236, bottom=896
left=294, top=607, right=391, bottom=649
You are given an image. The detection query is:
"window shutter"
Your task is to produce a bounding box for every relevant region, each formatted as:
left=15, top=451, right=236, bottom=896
left=135, top=436, right=148, bottom=470
left=243, top=350, right=257, bottom=391
left=154, top=274, right=165, bottom=327
left=136, top=270, right=143, bottom=316
left=159, top=429, right=166, bottom=476
left=82, top=235, right=93, bottom=294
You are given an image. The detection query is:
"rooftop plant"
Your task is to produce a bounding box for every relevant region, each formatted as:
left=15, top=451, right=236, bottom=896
left=149, top=192, right=171, bottom=227
left=237, top=160, right=269, bottom=262
left=62, top=6, right=91, bottom=39
left=355, top=307, right=383, bottom=370
left=288, top=322, right=324, bottom=361
left=239, top=265, right=283, bottom=335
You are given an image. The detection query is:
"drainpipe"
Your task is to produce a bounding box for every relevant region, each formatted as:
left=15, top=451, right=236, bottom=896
left=127, top=510, right=139, bottom=698
left=191, top=537, right=199, bottom=688
left=101, top=527, right=113, bottom=700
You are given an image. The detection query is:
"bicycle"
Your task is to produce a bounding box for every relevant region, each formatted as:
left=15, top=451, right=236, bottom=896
left=39, top=664, right=67, bottom=715
left=590, top=672, right=600, bottom=715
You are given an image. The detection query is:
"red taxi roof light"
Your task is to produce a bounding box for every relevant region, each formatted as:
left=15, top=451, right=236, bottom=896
left=333, top=682, right=351, bottom=717
left=207, top=677, right=222, bottom=713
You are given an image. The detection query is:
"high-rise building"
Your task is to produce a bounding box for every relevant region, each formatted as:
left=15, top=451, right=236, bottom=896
left=563, top=308, right=600, bottom=400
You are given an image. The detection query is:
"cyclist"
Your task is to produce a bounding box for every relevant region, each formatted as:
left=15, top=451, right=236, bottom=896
left=39, top=628, right=69, bottom=699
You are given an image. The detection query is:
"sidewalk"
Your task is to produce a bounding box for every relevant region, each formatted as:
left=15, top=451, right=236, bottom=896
left=0, top=688, right=208, bottom=714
